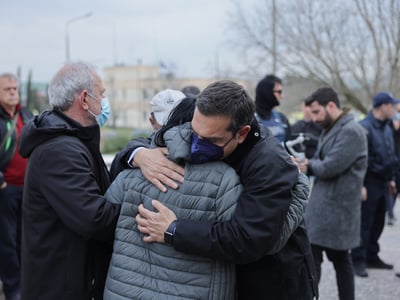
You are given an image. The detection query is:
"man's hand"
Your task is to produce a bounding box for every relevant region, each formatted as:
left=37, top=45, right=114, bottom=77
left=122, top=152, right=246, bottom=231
left=289, top=156, right=300, bottom=172
left=294, top=158, right=308, bottom=174
left=388, top=180, right=397, bottom=195
left=0, top=181, right=7, bottom=189
left=393, top=120, right=400, bottom=131
left=134, top=148, right=184, bottom=192
left=136, top=200, right=177, bottom=243
left=361, top=186, right=367, bottom=201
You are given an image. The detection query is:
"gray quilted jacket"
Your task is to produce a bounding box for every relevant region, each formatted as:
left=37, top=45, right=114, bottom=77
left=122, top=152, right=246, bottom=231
left=104, top=125, right=242, bottom=299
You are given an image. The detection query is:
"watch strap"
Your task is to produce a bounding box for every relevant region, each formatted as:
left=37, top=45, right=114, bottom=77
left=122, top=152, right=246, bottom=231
left=164, top=220, right=177, bottom=245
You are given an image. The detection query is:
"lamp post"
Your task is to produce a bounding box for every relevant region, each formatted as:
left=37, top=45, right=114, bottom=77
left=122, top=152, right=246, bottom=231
left=272, top=0, right=277, bottom=74
left=65, top=12, right=93, bottom=63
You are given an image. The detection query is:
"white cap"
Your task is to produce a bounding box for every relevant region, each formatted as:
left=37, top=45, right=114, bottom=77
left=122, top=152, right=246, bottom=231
left=150, top=89, right=185, bottom=125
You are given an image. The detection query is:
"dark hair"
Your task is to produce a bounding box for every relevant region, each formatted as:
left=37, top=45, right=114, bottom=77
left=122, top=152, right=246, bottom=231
left=255, top=74, right=282, bottom=117
left=196, top=80, right=255, bottom=133
left=181, top=85, right=200, bottom=97
left=305, top=87, right=340, bottom=108
left=154, top=97, right=197, bottom=147
left=264, top=74, right=282, bottom=85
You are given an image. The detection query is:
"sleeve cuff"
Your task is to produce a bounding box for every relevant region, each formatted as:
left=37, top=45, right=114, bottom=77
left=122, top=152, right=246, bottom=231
left=127, top=147, right=145, bottom=167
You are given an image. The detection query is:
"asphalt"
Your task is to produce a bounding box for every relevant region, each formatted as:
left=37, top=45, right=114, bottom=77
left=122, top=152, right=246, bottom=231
left=318, top=203, right=400, bottom=300
left=2, top=205, right=399, bottom=300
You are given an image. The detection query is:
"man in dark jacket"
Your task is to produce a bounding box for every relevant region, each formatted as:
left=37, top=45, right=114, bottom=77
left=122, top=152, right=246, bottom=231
left=131, top=80, right=317, bottom=300
left=255, top=74, right=291, bottom=143
left=18, top=62, right=121, bottom=300
left=352, top=92, right=399, bottom=277
left=0, top=72, right=33, bottom=300
left=291, top=99, right=322, bottom=160
left=298, top=87, right=367, bottom=300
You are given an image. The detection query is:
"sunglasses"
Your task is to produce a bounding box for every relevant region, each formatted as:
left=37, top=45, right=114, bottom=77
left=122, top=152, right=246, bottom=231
left=273, top=90, right=283, bottom=95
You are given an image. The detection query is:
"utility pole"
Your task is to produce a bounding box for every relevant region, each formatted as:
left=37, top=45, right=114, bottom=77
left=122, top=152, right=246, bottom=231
left=65, top=12, right=92, bottom=63
left=112, top=19, right=118, bottom=66
left=272, top=0, right=277, bottom=74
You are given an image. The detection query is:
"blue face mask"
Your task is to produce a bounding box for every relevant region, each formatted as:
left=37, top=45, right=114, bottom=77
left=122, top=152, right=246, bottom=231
left=190, top=133, right=224, bottom=164
left=190, top=132, right=235, bottom=164
left=88, top=96, right=111, bottom=127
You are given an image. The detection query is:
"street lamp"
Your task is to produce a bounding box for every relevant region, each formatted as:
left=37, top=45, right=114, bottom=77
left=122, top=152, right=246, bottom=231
left=65, top=12, right=93, bottom=63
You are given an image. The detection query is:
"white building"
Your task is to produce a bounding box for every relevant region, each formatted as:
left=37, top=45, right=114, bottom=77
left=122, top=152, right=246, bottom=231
left=103, top=64, right=254, bottom=129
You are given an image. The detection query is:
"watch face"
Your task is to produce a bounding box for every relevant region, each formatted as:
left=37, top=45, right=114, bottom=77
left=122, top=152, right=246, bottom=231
left=164, top=220, right=177, bottom=245
left=164, top=231, right=174, bottom=245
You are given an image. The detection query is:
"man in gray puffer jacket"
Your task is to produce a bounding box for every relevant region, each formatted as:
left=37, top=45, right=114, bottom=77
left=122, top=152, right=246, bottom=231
left=104, top=98, right=309, bottom=300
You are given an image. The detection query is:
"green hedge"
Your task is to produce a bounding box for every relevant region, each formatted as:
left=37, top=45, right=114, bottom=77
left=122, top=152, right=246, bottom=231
left=100, top=127, right=151, bottom=154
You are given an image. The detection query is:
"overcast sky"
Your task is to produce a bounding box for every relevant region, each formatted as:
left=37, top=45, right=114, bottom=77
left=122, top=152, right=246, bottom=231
left=0, top=0, right=257, bottom=82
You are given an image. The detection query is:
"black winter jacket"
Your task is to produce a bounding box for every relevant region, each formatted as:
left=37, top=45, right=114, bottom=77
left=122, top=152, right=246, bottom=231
left=360, top=112, right=398, bottom=180
left=175, top=121, right=316, bottom=299
left=19, top=110, right=120, bottom=300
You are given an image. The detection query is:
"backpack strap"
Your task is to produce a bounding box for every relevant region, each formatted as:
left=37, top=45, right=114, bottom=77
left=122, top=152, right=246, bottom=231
left=0, top=112, right=20, bottom=170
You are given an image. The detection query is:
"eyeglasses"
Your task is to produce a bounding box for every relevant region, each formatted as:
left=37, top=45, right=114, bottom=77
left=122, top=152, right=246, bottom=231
left=273, top=90, right=283, bottom=95
left=191, top=127, right=237, bottom=148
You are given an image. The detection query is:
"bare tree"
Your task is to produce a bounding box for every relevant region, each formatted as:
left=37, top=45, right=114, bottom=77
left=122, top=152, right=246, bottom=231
left=227, top=0, right=400, bottom=112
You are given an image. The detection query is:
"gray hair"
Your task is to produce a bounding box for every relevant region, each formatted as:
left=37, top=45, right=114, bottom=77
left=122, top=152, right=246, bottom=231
left=48, top=62, right=97, bottom=111
left=0, top=72, right=19, bottom=83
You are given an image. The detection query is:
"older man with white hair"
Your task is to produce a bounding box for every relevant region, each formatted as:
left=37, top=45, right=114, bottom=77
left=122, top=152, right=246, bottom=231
left=19, top=62, right=121, bottom=300
left=0, top=72, right=33, bottom=300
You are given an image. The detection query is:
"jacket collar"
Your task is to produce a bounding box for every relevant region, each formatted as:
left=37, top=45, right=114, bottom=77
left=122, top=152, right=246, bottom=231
left=224, top=118, right=262, bottom=168
left=319, top=113, right=354, bottom=143
left=0, top=103, right=21, bottom=118
left=367, top=111, right=389, bottom=128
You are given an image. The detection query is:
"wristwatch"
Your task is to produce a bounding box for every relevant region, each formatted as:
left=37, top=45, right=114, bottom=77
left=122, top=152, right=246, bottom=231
left=164, top=220, right=177, bottom=245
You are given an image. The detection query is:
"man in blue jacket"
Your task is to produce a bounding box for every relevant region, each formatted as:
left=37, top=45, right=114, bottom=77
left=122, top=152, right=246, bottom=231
left=352, top=92, right=399, bottom=277
left=255, top=74, right=291, bottom=143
